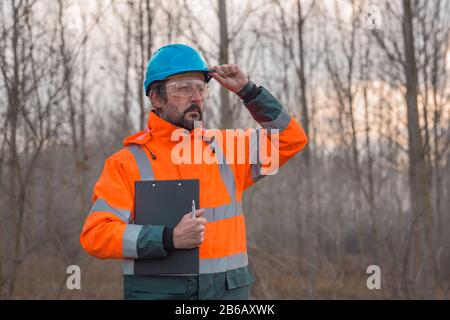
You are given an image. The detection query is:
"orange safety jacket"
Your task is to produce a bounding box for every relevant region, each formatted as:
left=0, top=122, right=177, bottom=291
left=80, top=86, right=308, bottom=297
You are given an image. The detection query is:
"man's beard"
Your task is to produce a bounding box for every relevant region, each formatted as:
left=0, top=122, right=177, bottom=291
left=158, top=103, right=203, bottom=131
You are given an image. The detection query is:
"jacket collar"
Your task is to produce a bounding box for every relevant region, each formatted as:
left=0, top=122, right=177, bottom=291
left=148, top=110, right=191, bottom=141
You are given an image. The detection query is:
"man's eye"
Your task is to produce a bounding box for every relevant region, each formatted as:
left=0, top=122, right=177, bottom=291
left=178, top=86, right=191, bottom=93
left=195, top=85, right=206, bottom=92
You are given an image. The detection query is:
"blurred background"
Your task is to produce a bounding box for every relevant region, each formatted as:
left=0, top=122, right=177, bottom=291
left=0, top=0, right=449, bottom=299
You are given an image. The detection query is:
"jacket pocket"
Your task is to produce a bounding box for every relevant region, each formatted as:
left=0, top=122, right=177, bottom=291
left=226, top=267, right=255, bottom=290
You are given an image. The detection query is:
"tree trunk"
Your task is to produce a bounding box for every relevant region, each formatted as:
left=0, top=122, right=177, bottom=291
left=218, top=0, right=232, bottom=128
left=296, top=0, right=315, bottom=298
left=122, top=17, right=132, bottom=133
left=7, top=0, right=22, bottom=298
left=402, top=0, right=434, bottom=298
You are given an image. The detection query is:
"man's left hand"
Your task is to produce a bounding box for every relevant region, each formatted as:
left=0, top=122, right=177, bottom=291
left=209, top=64, right=248, bottom=94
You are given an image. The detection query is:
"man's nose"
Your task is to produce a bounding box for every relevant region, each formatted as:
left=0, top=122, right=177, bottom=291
left=190, top=88, right=204, bottom=104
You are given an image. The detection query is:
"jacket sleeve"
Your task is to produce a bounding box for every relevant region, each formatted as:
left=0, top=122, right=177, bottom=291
left=235, top=86, right=308, bottom=190
left=80, top=153, right=169, bottom=260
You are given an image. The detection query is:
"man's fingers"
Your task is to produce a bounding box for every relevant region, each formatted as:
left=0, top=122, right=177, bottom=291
left=209, top=64, right=247, bottom=94
left=210, top=72, right=221, bottom=81
left=185, top=208, right=203, bottom=217
left=195, top=208, right=205, bottom=218
left=224, top=65, right=237, bottom=77
left=210, top=72, right=227, bottom=83
left=210, top=66, right=228, bottom=79
left=229, top=64, right=238, bottom=75
left=223, top=65, right=232, bottom=76
left=220, top=64, right=240, bottom=76
left=230, top=64, right=239, bottom=76
left=216, top=68, right=228, bottom=78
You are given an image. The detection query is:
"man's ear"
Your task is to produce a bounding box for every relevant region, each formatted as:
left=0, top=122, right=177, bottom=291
left=150, top=91, right=163, bottom=109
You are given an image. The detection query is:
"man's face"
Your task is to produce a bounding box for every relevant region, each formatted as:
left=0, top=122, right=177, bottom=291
left=153, top=73, right=208, bottom=131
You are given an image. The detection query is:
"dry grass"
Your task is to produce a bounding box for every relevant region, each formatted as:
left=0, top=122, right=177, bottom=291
left=6, top=244, right=449, bottom=299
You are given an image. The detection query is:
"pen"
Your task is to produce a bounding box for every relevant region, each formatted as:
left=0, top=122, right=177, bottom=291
left=192, top=200, right=196, bottom=219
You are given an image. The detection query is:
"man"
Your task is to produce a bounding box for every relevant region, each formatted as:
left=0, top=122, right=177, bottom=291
left=80, top=44, right=308, bottom=300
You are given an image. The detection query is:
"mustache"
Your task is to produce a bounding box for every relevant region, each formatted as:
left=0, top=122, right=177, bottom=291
left=183, top=104, right=202, bottom=116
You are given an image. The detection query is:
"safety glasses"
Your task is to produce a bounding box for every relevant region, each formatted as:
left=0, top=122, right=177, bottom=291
left=165, top=79, right=211, bottom=99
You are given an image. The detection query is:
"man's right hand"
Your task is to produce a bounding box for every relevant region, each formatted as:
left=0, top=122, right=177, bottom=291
left=173, top=209, right=207, bottom=249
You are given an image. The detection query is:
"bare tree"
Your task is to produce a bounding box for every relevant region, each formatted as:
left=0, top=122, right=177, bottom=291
left=217, top=0, right=232, bottom=128
left=274, top=0, right=319, bottom=298
left=401, top=0, right=434, bottom=298
left=372, top=0, right=435, bottom=298
left=135, top=0, right=154, bottom=130
left=0, top=0, right=66, bottom=297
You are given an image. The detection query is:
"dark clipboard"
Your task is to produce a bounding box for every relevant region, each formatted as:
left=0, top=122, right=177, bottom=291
left=134, top=179, right=199, bottom=275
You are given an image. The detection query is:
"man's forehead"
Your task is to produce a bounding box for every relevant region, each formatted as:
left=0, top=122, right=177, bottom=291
left=165, top=72, right=205, bottom=82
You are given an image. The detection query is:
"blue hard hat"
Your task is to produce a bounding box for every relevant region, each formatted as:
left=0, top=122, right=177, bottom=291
left=144, top=44, right=212, bottom=94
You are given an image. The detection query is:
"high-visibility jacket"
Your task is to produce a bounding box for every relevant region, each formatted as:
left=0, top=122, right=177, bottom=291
left=80, top=87, right=308, bottom=299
